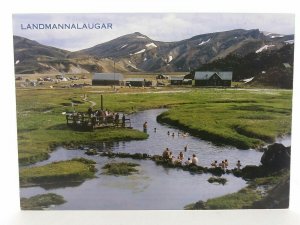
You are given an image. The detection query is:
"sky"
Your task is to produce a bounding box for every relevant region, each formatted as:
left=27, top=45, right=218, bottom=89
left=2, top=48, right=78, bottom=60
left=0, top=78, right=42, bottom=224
left=13, top=13, right=295, bottom=51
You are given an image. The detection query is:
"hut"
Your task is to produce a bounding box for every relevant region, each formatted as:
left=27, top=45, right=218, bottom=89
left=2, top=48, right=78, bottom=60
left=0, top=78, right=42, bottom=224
left=92, top=73, right=124, bottom=86
left=194, top=71, right=232, bottom=87
left=125, top=78, right=145, bottom=87
left=156, top=74, right=169, bottom=80
left=170, top=77, right=184, bottom=85
left=183, top=79, right=193, bottom=85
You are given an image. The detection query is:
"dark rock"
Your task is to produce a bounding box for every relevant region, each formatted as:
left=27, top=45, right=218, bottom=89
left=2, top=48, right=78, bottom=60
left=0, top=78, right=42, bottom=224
left=261, top=143, right=291, bottom=170
left=193, top=201, right=206, bottom=209
left=241, top=165, right=267, bottom=179
left=207, top=167, right=225, bottom=176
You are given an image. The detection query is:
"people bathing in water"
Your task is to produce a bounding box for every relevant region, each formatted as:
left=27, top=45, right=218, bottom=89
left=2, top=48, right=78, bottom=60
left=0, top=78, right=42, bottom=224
left=182, top=132, right=189, bottom=137
left=192, top=154, right=198, bottom=165
left=184, top=145, right=188, bottom=152
left=154, top=127, right=157, bottom=132
left=185, top=157, right=192, bottom=165
left=162, top=148, right=170, bottom=159
left=224, top=159, right=229, bottom=169
left=211, top=160, right=218, bottom=168
left=179, top=151, right=184, bottom=161
left=167, top=131, right=170, bottom=136
left=172, top=132, right=175, bottom=137
left=143, top=121, right=148, bottom=129
left=236, top=160, right=242, bottom=170
left=219, top=161, right=226, bottom=169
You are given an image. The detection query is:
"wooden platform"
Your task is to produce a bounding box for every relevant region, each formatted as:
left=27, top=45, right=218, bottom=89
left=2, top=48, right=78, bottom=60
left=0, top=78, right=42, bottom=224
left=65, top=112, right=132, bottom=130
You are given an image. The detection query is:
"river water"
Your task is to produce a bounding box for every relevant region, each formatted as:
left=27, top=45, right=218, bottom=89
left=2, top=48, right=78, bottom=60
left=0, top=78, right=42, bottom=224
left=20, top=109, right=291, bottom=210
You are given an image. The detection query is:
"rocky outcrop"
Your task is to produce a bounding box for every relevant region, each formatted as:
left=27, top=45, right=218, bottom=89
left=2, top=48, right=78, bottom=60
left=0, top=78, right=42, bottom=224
left=261, top=143, right=291, bottom=170
left=235, top=143, right=291, bottom=179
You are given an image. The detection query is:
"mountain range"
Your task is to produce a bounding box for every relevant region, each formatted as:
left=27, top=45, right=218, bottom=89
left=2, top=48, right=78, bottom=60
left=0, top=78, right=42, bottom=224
left=13, top=29, right=294, bottom=74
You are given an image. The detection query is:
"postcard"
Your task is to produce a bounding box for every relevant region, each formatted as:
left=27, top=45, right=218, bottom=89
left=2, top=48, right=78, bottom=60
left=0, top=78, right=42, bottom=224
left=13, top=13, right=294, bottom=210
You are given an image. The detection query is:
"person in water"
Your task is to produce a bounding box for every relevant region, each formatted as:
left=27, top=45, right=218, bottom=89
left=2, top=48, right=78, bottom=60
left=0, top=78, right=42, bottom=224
left=182, top=132, right=189, bottom=137
left=211, top=160, right=218, bottom=168
left=184, top=145, right=188, bottom=152
left=185, top=157, right=192, bottom=165
left=236, top=160, right=242, bottom=170
left=143, top=121, right=148, bottom=129
left=179, top=151, right=184, bottom=161
left=192, top=154, right=198, bottom=165
left=167, top=131, right=170, bottom=135
left=162, top=148, right=170, bottom=159
left=224, top=159, right=229, bottom=168
left=219, top=161, right=226, bottom=169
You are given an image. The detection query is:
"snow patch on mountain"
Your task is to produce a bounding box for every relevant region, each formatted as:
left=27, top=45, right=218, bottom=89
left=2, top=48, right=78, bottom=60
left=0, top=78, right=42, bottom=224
left=127, top=61, right=139, bottom=70
left=270, top=35, right=284, bottom=38
left=262, top=32, right=272, bottom=36
left=134, top=49, right=146, bottom=55
left=255, top=45, right=275, bottom=53
left=145, top=43, right=157, bottom=49
left=199, top=38, right=211, bottom=46
left=285, top=40, right=294, bottom=44
left=120, top=44, right=128, bottom=49
left=168, top=55, right=173, bottom=63
left=136, top=36, right=146, bottom=39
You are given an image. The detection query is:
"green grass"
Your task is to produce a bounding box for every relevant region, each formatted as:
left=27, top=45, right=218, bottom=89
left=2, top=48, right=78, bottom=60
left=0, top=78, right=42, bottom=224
left=204, top=187, right=262, bottom=209
left=19, top=158, right=96, bottom=186
left=156, top=89, right=292, bottom=149
left=16, top=87, right=292, bottom=166
left=185, top=169, right=290, bottom=210
left=102, top=162, right=140, bottom=176
left=21, top=193, right=65, bottom=210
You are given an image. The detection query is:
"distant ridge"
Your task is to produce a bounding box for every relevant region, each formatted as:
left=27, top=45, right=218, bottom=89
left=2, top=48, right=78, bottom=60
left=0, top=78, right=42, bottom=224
left=13, top=29, right=294, bottom=74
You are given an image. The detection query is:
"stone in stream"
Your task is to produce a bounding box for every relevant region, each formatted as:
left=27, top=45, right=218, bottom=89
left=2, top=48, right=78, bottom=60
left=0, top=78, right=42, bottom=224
left=85, top=149, right=98, bottom=156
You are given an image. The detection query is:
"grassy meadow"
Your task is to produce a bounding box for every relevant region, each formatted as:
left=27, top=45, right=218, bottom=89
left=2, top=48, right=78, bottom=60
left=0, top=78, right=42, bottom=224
left=16, top=87, right=292, bottom=165
left=157, top=89, right=292, bottom=149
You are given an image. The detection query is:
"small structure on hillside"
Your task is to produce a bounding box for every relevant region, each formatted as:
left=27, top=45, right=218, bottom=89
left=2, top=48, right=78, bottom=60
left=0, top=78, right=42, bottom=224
left=183, top=79, right=193, bottom=85
left=125, top=78, right=145, bottom=87
left=92, top=73, right=124, bottom=86
left=194, top=71, right=232, bottom=87
left=170, top=77, right=184, bottom=85
left=156, top=74, right=169, bottom=80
